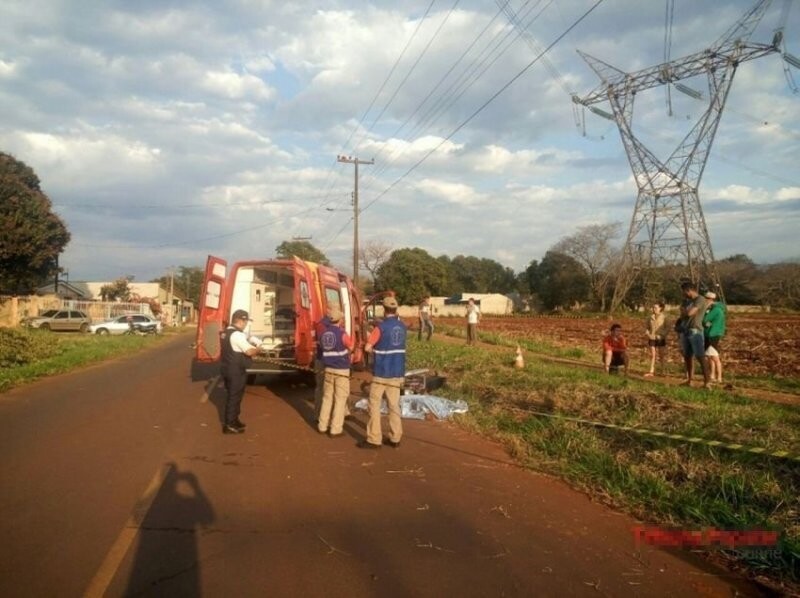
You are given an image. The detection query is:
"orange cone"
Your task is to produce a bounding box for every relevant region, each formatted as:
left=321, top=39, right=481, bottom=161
left=514, top=344, right=524, bottom=369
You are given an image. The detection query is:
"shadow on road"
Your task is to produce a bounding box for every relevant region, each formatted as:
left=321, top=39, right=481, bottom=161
left=124, top=463, right=215, bottom=597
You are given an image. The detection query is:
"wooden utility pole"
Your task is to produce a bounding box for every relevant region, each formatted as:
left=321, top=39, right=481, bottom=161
left=337, top=155, right=374, bottom=289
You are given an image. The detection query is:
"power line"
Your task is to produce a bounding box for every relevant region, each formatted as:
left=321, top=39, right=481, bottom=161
left=350, top=0, right=463, bottom=159
left=320, top=0, right=605, bottom=253
left=361, top=0, right=549, bottom=194
left=312, top=0, right=438, bottom=229
left=53, top=192, right=351, bottom=210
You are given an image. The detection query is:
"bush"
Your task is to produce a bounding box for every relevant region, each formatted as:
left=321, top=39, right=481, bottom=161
left=0, top=328, right=62, bottom=367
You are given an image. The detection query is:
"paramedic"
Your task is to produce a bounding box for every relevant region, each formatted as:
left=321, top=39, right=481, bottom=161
left=317, top=307, right=354, bottom=436
left=359, top=296, right=407, bottom=449
left=220, top=309, right=260, bottom=434
left=313, top=312, right=333, bottom=421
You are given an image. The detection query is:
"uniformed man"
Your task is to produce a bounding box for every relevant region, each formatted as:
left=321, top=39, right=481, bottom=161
left=359, top=296, right=407, bottom=449
left=220, top=309, right=260, bottom=434
left=317, top=307, right=354, bottom=436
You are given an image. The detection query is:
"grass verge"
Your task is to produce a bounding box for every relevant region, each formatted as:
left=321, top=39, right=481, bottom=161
left=0, top=328, right=176, bottom=393
left=407, top=336, right=800, bottom=590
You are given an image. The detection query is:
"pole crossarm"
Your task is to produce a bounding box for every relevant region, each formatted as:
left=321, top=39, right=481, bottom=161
left=574, top=41, right=779, bottom=107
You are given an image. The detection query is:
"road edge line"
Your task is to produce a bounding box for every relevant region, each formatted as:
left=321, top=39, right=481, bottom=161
left=82, top=462, right=174, bottom=598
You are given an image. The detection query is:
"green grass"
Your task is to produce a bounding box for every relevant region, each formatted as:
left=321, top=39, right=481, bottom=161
left=407, top=336, right=800, bottom=586
left=0, top=329, right=172, bottom=393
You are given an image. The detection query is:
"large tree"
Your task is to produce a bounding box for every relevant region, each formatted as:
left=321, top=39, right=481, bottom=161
left=0, top=152, right=70, bottom=293
left=716, top=254, right=759, bottom=304
left=275, top=240, right=330, bottom=265
left=447, top=255, right=517, bottom=294
left=552, top=222, right=620, bottom=311
left=531, top=251, right=591, bottom=311
left=374, top=248, right=451, bottom=304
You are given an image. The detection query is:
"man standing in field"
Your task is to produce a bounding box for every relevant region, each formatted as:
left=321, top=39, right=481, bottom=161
left=466, top=298, right=480, bottom=346
left=360, top=296, right=407, bottom=449
left=679, top=282, right=711, bottom=389
left=418, top=295, right=434, bottom=341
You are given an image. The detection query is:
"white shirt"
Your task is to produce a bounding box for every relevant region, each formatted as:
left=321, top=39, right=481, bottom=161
left=467, top=304, right=480, bottom=324
left=229, top=329, right=256, bottom=353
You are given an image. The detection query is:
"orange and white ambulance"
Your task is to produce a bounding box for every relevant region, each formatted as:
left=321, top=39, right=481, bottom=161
left=195, top=255, right=364, bottom=377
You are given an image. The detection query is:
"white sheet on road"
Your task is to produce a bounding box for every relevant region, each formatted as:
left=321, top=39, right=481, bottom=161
left=353, top=395, right=469, bottom=420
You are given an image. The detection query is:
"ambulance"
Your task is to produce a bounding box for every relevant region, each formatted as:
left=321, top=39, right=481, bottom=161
left=195, top=255, right=364, bottom=378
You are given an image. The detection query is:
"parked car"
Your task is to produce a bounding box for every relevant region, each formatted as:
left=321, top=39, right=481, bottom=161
left=23, top=309, right=91, bottom=332
left=89, top=314, right=162, bottom=336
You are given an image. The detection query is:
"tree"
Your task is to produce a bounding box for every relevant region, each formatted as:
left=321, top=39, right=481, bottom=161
left=374, top=248, right=451, bottom=304
left=0, top=152, right=70, bottom=294
left=755, top=262, right=800, bottom=310
left=552, top=222, right=621, bottom=311
left=532, top=251, right=591, bottom=311
left=100, top=277, right=132, bottom=301
left=359, top=240, right=392, bottom=284
left=716, top=254, right=759, bottom=304
left=275, top=240, right=329, bottom=265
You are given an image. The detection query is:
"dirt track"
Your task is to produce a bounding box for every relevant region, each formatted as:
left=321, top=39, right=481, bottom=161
left=0, top=332, right=766, bottom=596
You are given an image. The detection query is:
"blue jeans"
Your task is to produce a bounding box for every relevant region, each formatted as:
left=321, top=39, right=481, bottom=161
left=681, top=329, right=706, bottom=359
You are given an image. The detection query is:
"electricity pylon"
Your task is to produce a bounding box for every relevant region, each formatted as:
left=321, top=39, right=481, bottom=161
left=574, top=0, right=785, bottom=310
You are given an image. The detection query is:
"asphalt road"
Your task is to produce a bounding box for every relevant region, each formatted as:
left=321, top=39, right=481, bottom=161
left=0, top=332, right=763, bottom=597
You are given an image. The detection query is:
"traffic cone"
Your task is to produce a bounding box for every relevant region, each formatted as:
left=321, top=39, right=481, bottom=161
left=514, top=344, right=524, bottom=369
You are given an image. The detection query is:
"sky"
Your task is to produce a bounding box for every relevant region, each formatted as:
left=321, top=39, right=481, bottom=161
left=1, top=0, right=798, bottom=283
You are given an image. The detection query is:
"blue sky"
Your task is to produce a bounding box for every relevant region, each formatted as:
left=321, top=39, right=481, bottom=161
left=1, top=0, right=798, bottom=283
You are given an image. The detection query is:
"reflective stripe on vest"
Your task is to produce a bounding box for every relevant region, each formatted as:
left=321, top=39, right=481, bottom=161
left=320, top=324, right=350, bottom=369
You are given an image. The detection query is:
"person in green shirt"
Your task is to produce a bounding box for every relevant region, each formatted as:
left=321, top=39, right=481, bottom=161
left=703, top=291, right=726, bottom=383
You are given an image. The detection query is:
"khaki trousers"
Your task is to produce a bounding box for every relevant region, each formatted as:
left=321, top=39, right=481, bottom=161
left=313, top=357, right=325, bottom=419
left=367, top=376, right=404, bottom=445
left=318, top=368, right=350, bottom=435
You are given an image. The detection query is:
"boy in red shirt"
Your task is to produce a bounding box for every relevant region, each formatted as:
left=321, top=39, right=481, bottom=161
left=603, top=323, right=629, bottom=375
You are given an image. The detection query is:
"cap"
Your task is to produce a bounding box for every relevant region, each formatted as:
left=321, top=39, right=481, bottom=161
left=231, top=309, right=251, bottom=322
left=704, top=291, right=717, bottom=300
left=383, top=296, right=398, bottom=309
left=327, top=306, right=342, bottom=322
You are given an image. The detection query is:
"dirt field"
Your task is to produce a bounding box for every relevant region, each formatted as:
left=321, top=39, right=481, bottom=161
left=434, top=313, right=800, bottom=380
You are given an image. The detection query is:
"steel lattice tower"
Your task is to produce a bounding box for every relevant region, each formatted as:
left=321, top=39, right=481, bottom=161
left=574, top=0, right=784, bottom=310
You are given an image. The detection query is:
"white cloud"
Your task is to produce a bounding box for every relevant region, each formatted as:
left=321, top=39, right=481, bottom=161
left=0, top=0, right=796, bottom=281
left=415, top=178, right=484, bottom=206
left=201, top=70, right=275, bottom=101
left=0, top=58, right=16, bottom=77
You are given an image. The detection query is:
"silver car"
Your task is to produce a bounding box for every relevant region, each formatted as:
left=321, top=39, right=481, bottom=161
left=23, top=309, right=91, bottom=332
left=89, top=314, right=162, bottom=335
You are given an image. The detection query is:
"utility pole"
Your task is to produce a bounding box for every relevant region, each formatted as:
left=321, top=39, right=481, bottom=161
left=166, top=267, right=175, bottom=325
left=337, top=155, right=374, bottom=289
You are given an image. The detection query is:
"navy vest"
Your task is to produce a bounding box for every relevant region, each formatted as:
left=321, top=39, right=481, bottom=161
left=220, top=326, right=252, bottom=375
left=373, top=316, right=406, bottom=378
left=320, top=323, right=350, bottom=369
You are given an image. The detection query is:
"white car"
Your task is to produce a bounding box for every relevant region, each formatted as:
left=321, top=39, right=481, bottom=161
left=89, top=314, right=162, bottom=335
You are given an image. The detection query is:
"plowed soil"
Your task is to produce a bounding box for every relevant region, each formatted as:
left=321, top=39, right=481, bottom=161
left=434, top=313, right=800, bottom=379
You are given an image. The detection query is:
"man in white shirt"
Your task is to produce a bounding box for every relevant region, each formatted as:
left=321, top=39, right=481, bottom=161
left=220, top=309, right=261, bottom=434
left=466, top=298, right=480, bottom=346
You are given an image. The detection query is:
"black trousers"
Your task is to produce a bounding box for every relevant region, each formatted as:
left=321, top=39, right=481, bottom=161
left=223, top=368, right=247, bottom=425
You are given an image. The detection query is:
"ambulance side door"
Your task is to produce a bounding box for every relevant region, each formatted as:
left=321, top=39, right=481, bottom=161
left=292, top=257, right=315, bottom=367
left=196, top=255, right=228, bottom=362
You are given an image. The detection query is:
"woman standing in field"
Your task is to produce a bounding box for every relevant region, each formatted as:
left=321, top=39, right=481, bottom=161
left=645, top=302, right=669, bottom=377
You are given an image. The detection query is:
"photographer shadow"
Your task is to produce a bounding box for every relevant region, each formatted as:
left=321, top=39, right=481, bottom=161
left=124, top=463, right=215, bottom=597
